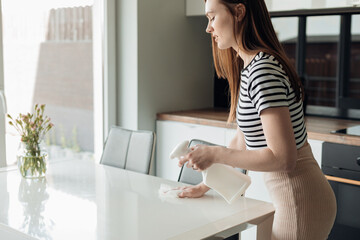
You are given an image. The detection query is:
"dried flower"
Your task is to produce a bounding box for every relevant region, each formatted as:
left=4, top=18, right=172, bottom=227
left=7, top=104, right=54, bottom=177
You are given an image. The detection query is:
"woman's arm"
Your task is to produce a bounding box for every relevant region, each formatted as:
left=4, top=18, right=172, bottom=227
left=180, top=107, right=298, bottom=172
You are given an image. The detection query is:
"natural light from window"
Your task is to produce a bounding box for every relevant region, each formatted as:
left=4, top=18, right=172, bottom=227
left=2, top=0, right=95, bottom=165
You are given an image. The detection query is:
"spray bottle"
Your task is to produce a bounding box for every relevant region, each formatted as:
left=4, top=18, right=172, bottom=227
left=170, top=140, right=251, bottom=204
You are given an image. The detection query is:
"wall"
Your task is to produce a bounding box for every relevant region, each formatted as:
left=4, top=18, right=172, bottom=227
left=116, top=0, right=213, bottom=132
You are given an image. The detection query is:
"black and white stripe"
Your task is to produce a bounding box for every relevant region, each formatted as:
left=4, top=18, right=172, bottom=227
left=236, top=52, right=307, bottom=150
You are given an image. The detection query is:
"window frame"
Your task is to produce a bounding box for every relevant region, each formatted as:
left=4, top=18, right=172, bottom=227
left=93, top=0, right=117, bottom=161
left=0, top=0, right=6, bottom=167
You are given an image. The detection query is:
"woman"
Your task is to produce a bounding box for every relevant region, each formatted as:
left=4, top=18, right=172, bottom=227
left=177, top=0, right=336, bottom=239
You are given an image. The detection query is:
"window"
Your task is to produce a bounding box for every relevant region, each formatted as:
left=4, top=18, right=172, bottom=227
left=0, top=0, right=105, bottom=167
left=305, top=16, right=340, bottom=107
left=349, top=14, right=360, bottom=101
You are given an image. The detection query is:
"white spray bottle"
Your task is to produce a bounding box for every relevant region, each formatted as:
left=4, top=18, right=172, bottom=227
left=170, top=140, right=251, bottom=204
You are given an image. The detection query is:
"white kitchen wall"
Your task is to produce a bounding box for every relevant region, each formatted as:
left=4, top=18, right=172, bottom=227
left=116, top=0, right=213, bottom=132
left=138, top=0, right=213, bottom=132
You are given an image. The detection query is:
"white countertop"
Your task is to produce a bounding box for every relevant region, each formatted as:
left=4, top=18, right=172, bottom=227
left=0, top=159, right=274, bottom=240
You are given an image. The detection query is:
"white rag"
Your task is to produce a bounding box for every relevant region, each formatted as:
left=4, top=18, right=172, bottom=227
left=158, top=184, right=183, bottom=204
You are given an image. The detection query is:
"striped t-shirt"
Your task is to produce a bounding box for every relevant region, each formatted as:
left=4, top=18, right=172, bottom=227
left=236, top=52, right=307, bottom=150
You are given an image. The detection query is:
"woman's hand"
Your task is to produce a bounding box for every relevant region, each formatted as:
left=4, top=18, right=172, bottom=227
left=177, top=183, right=210, bottom=198
left=178, top=145, right=218, bottom=171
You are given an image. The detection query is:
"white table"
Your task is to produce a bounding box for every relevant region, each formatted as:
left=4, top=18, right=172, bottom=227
left=0, top=159, right=274, bottom=240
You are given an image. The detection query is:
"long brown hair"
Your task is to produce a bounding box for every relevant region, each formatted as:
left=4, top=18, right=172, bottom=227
left=207, top=0, right=303, bottom=122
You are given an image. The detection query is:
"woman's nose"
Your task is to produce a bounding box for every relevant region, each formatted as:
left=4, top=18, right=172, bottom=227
left=206, top=23, right=213, bottom=33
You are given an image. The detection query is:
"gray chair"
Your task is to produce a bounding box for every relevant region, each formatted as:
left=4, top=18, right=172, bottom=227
left=100, top=126, right=156, bottom=174
left=178, top=139, right=247, bottom=185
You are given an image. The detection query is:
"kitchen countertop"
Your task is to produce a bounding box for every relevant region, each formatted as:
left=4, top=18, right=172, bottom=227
left=157, top=108, right=360, bottom=146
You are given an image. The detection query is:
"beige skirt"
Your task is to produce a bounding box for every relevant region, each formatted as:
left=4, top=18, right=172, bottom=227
left=264, top=142, right=337, bottom=240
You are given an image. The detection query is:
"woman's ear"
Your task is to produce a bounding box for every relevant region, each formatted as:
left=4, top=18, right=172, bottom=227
left=234, top=3, right=246, bottom=22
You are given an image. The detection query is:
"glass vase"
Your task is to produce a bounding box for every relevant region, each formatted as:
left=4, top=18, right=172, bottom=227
left=17, top=142, right=48, bottom=179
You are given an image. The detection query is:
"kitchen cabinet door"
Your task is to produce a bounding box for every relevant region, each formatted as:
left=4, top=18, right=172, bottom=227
left=308, top=139, right=324, bottom=167
left=245, top=139, right=324, bottom=203
left=225, top=128, right=272, bottom=203
left=245, top=171, right=272, bottom=203
left=225, top=128, right=236, bottom=146
left=155, top=120, right=226, bottom=181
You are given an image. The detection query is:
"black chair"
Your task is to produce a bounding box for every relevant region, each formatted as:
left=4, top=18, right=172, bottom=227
left=100, top=126, right=156, bottom=174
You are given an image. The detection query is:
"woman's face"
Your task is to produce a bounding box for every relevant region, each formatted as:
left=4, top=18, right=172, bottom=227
left=205, top=0, right=237, bottom=50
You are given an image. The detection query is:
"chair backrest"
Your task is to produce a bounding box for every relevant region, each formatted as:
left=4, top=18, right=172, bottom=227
left=178, top=139, right=247, bottom=185
left=100, top=126, right=156, bottom=174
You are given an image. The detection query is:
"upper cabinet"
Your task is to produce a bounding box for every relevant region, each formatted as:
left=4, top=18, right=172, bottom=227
left=186, top=0, right=360, bottom=16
